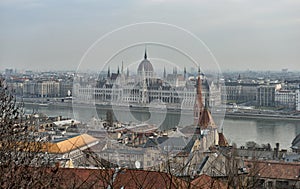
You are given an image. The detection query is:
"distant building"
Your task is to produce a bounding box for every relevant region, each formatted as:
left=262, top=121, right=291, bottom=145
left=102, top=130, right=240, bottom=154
left=275, top=90, right=296, bottom=109
left=36, top=80, right=60, bottom=97
left=257, top=85, right=276, bottom=107
left=22, top=80, right=61, bottom=98
left=59, top=79, right=73, bottom=97
left=98, top=147, right=145, bottom=168
left=1, top=71, right=75, bottom=98
left=23, top=80, right=37, bottom=97
left=75, top=50, right=222, bottom=110
left=222, top=82, right=258, bottom=103
left=5, top=68, right=13, bottom=78
left=296, top=90, right=300, bottom=111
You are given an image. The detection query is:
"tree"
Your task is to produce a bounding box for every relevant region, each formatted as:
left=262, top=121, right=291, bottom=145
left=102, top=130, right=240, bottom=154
left=0, top=78, right=60, bottom=188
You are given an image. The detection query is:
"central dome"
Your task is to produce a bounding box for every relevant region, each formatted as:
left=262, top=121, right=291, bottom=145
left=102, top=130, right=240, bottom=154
left=138, top=59, right=154, bottom=73
left=137, top=50, right=154, bottom=73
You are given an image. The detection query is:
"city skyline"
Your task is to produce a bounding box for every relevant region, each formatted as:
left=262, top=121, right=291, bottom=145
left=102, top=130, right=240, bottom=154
left=1, top=1, right=300, bottom=188
left=0, top=1, right=300, bottom=72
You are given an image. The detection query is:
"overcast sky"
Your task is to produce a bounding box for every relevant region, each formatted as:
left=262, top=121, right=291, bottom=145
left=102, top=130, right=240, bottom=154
left=0, top=0, right=299, bottom=72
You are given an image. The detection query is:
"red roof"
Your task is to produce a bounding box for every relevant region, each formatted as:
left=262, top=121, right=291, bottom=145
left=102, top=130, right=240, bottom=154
left=54, top=168, right=189, bottom=188
left=113, top=169, right=189, bottom=189
left=245, top=160, right=300, bottom=180
left=191, top=174, right=229, bottom=189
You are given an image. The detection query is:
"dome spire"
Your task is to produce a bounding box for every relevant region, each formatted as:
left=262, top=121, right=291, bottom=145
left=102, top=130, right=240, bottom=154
left=144, top=46, right=147, bottom=59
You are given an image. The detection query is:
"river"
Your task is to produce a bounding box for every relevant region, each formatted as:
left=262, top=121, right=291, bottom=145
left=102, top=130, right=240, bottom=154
left=24, top=103, right=300, bottom=150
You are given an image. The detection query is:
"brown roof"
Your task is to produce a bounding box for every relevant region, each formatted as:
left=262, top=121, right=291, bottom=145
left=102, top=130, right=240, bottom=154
left=218, top=132, right=229, bottom=147
left=198, top=108, right=217, bottom=129
left=55, top=168, right=189, bottom=189
left=1, top=166, right=113, bottom=189
left=113, top=169, right=189, bottom=189
left=191, top=174, right=229, bottom=189
left=245, top=160, right=300, bottom=181
left=56, top=168, right=113, bottom=188
left=3, top=166, right=233, bottom=189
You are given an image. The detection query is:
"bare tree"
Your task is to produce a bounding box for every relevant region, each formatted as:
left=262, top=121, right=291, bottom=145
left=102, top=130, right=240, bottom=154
left=0, top=78, right=60, bottom=188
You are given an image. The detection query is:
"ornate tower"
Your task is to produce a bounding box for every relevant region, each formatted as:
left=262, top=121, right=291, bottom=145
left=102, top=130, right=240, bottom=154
left=194, top=67, right=204, bottom=127
left=193, top=67, right=219, bottom=150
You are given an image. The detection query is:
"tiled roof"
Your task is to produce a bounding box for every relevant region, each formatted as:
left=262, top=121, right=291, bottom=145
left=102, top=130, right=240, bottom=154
left=199, top=108, right=217, bottom=129
left=54, top=168, right=189, bottom=189
left=3, top=166, right=230, bottom=189
left=55, top=168, right=113, bottom=188
left=43, top=134, right=98, bottom=154
left=191, top=174, right=229, bottom=189
left=245, top=160, right=300, bottom=180
left=113, top=169, right=189, bottom=189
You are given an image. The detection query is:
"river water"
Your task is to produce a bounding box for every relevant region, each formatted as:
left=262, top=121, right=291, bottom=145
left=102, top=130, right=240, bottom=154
left=24, top=104, right=300, bottom=150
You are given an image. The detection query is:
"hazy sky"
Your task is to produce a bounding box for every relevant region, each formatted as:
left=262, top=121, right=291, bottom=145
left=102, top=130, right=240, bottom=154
left=0, top=0, right=300, bottom=72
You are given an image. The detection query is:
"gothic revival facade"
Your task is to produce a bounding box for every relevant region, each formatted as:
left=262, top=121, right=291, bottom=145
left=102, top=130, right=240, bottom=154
left=75, top=50, right=222, bottom=110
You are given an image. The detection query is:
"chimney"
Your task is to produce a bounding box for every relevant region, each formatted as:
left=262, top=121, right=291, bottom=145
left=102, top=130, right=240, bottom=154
left=274, top=142, right=279, bottom=158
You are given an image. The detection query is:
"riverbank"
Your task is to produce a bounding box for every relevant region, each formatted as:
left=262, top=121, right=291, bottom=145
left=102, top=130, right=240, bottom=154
left=225, top=112, right=300, bottom=121
left=21, top=98, right=300, bottom=121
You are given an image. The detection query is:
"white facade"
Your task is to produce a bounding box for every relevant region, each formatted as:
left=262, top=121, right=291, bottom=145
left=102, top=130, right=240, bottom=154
left=75, top=80, right=221, bottom=110
left=36, top=81, right=60, bottom=97
left=75, top=53, right=222, bottom=110
left=275, top=90, right=296, bottom=109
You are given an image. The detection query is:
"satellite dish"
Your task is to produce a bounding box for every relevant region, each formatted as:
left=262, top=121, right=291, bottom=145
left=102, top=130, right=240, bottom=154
left=135, top=161, right=141, bottom=169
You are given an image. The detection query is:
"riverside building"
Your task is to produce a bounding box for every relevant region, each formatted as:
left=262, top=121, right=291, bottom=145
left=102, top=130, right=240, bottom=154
left=74, top=50, right=222, bottom=110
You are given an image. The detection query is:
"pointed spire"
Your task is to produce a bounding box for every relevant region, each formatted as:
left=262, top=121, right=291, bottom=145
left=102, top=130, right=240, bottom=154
left=117, top=66, right=120, bottom=75
left=107, top=66, right=110, bottom=78
left=144, top=46, right=147, bottom=59
left=126, top=68, right=129, bottom=78
left=163, top=66, right=166, bottom=79
left=121, top=61, right=124, bottom=73
left=196, top=66, right=204, bottom=126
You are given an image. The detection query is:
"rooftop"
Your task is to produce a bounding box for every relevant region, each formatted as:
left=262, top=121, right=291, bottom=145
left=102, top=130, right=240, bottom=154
left=245, top=160, right=300, bottom=181
left=43, top=134, right=98, bottom=154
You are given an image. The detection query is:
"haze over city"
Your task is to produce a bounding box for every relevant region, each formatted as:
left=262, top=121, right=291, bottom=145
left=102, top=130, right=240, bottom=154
left=2, top=1, right=300, bottom=188
left=1, top=0, right=300, bottom=71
